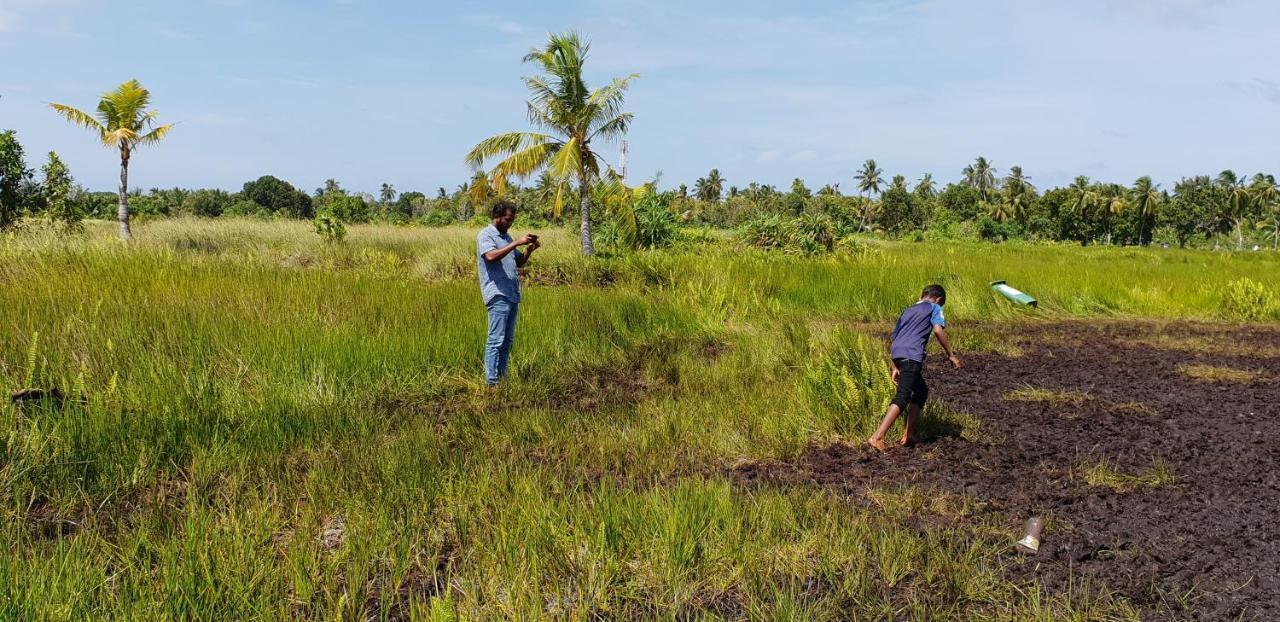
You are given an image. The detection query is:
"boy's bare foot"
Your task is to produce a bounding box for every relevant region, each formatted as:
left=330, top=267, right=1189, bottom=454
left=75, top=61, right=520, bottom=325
left=867, top=437, right=888, bottom=452
left=899, top=435, right=921, bottom=447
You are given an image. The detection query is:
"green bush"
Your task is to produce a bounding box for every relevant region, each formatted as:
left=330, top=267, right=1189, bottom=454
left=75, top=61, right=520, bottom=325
left=737, top=214, right=797, bottom=251
left=1221, top=277, right=1274, bottom=320
left=313, top=214, right=347, bottom=243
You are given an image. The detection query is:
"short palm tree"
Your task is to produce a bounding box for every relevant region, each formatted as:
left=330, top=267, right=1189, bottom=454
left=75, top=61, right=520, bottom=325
left=50, top=79, right=173, bottom=241
left=379, top=183, right=397, bottom=204
left=466, top=32, right=637, bottom=256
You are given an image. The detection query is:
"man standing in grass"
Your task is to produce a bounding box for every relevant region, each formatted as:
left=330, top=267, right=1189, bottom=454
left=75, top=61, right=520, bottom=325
left=868, top=284, right=962, bottom=451
left=478, top=200, right=539, bottom=388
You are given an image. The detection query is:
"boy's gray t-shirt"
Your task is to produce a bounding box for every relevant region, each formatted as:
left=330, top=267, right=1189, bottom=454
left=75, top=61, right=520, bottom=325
left=477, top=224, right=521, bottom=304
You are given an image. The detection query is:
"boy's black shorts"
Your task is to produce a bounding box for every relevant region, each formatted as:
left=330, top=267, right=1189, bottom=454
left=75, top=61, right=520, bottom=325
left=891, top=358, right=929, bottom=410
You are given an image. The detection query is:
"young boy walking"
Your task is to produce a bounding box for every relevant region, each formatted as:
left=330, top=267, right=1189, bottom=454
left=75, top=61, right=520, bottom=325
left=867, top=284, right=962, bottom=451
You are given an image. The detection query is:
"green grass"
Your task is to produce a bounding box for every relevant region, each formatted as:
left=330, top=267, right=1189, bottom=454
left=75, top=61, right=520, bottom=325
left=3, top=218, right=1276, bottom=620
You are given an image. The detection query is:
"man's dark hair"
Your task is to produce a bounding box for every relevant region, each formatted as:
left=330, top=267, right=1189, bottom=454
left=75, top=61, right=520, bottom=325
left=491, top=200, right=517, bottom=219
left=922, top=284, right=947, bottom=306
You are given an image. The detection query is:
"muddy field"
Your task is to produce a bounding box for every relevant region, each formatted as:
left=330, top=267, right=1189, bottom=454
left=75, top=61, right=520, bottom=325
left=738, top=322, right=1280, bottom=620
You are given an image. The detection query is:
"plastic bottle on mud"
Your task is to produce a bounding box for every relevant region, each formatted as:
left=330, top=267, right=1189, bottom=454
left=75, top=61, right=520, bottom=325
left=1016, top=517, right=1045, bottom=554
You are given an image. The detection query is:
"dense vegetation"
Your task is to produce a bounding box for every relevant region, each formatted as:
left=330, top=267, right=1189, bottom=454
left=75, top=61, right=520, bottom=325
left=3, top=220, right=1277, bottom=620
left=3, top=124, right=1277, bottom=252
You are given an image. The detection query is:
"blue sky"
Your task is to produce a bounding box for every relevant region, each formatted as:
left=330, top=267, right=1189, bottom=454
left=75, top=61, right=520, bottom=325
left=2, top=0, right=1278, bottom=194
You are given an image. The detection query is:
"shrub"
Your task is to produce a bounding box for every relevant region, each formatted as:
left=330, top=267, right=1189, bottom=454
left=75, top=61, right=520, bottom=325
left=1221, top=278, right=1274, bottom=320
left=738, top=214, right=797, bottom=251
left=313, top=214, right=347, bottom=243
left=420, top=209, right=455, bottom=227
left=632, top=192, right=678, bottom=249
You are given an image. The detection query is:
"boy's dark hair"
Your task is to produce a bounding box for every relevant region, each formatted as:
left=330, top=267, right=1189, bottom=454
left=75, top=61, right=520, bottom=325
left=491, top=200, right=517, bottom=219
left=922, top=284, right=947, bottom=306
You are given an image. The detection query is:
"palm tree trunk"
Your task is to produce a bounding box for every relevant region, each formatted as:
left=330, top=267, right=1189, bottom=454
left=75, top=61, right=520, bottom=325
left=579, top=175, right=594, bottom=256
left=118, top=147, right=133, bottom=241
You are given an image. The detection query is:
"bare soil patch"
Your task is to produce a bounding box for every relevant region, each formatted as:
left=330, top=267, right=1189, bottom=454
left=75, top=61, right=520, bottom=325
left=739, top=321, right=1280, bottom=620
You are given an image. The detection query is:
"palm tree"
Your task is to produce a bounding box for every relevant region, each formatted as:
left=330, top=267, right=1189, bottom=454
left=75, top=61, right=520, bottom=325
left=1257, top=211, right=1280, bottom=250
left=816, top=183, right=840, bottom=196
left=705, top=168, right=724, bottom=202
left=962, top=156, right=997, bottom=201
left=49, top=79, right=172, bottom=240
left=379, top=183, right=397, bottom=204
left=466, top=32, right=637, bottom=255
left=1130, top=176, right=1160, bottom=245
left=854, top=159, right=883, bottom=230
left=1098, top=184, right=1126, bottom=244
left=913, top=173, right=936, bottom=199
left=889, top=174, right=908, bottom=193
left=1001, top=166, right=1034, bottom=225
left=693, top=168, right=724, bottom=203
left=1218, top=170, right=1251, bottom=249
left=1068, top=176, right=1096, bottom=216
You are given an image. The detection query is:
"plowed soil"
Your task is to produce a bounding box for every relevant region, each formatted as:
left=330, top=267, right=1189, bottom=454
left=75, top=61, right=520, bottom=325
left=738, top=322, right=1280, bottom=620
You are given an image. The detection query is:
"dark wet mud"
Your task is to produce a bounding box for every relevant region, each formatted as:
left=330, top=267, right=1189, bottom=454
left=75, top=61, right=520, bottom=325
left=739, top=322, right=1280, bottom=620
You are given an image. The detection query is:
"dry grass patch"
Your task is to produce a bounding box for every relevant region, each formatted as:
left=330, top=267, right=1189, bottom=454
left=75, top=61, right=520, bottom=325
left=1109, top=401, right=1157, bottom=417
left=1082, top=459, right=1176, bottom=493
left=1177, top=364, right=1263, bottom=383
left=1124, top=334, right=1280, bottom=359
left=1003, top=385, right=1091, bottom=405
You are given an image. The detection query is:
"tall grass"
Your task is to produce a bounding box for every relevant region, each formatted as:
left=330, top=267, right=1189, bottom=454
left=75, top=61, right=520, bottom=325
left=3, top=218, right=1273, bottom=619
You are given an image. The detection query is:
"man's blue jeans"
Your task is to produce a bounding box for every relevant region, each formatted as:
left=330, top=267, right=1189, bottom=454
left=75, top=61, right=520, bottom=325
left=484, top=296, right=519, bottom=386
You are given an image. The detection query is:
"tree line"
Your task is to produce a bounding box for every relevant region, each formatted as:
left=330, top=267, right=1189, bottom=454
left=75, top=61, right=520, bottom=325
left=4, top=123, right=1278, bottom=252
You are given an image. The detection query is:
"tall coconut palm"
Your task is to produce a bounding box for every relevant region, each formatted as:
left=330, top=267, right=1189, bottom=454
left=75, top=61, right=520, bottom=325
left=913, top=173, right=936, bottom=199
left=854, top=159, right=883, bottom=230
left=49, top=79, right=172, bottom=241
left=1218, top=170, right=1251, bottom=249
left=379, top=183, right=397, bottom=204
left=1001, top=166, right=1034, bottom=225
left=1068, top=176, right=1096, bottom=216
left=705, top=168, right=724, bottom=202
left=694, top=168, right=724, bottom=203
left=962, top=156, right=997, bottom=201
left=1130, top=176, right=1160, bottom=245
left=466, top=32, right=637, bottom=256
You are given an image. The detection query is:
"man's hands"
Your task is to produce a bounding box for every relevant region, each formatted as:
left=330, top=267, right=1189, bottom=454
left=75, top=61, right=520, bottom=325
left=948, top=353, right=962, bottom=369
left=891, top=367, right=900, bottom=385
left=515, top=234, right=535, bottom=246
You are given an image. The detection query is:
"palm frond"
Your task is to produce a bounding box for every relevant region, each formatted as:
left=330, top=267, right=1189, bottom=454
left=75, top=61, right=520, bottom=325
left=48, top=103, right=106, bottom=139
left=589, top=113, right=633, bottom=142
left=490, top=142, right=560, bottom=183
left=465, top=132, right=556, bottom=169
left=136, top=124, right=173, bottom=147
left=547, top=136, right=582, bottom=181
left=585, top=74, right=638, bottom=121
